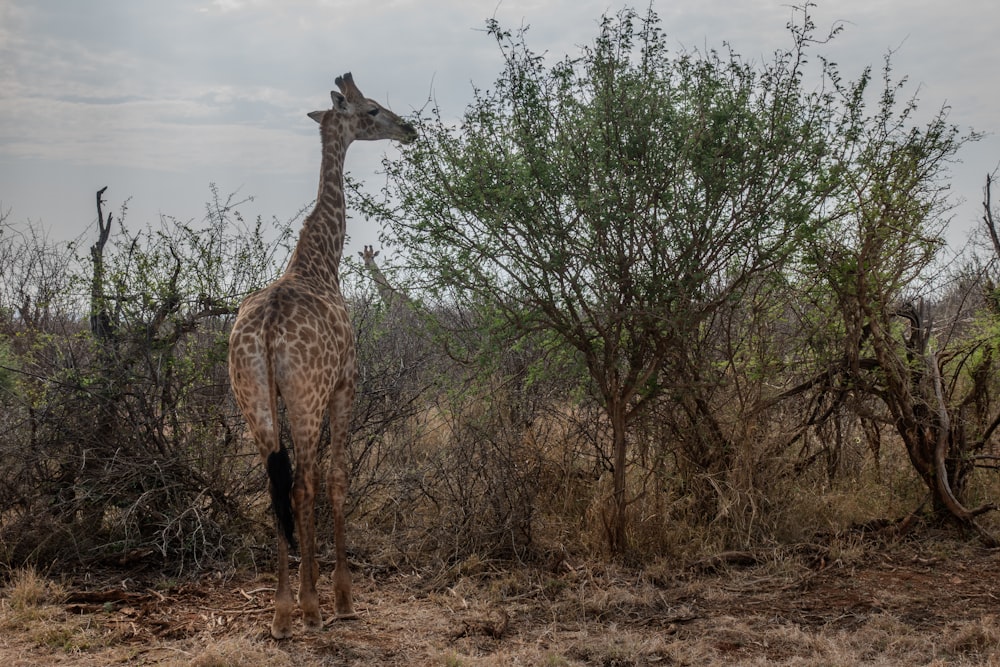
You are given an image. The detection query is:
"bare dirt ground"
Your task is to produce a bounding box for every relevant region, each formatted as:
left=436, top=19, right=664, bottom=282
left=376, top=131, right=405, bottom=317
left=4, top=533, right=1000, bottom=665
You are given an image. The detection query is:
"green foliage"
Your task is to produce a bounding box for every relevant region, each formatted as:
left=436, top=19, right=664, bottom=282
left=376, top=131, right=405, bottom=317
left=0, top=339, right=15, bottom=397
left=354, top=6, right=833, bottom=549
left=353, top=4, right=980, bottom=551
left=381, top=9, right=833, bottom=368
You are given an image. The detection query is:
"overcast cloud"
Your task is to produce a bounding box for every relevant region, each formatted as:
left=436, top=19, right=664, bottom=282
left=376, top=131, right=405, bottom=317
left=1, top=0, right=997, bottom=254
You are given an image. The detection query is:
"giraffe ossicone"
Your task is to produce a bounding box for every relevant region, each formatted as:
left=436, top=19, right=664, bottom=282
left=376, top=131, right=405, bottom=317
left=228, top=72, right=415, bottom=639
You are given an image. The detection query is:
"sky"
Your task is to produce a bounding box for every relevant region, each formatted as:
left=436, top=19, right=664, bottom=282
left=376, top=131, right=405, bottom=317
left=1, top=0, right=998, bottom=259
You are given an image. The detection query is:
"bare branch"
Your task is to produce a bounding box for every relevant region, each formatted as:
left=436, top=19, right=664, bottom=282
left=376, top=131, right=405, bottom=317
left=90, top=187, right=115, bottom=341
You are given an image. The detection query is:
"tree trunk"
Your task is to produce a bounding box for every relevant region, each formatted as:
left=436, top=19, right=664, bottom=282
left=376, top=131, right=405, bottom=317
left=879, top=303, right=997, bottom=544
left=608, top=396, right=628, bottom=554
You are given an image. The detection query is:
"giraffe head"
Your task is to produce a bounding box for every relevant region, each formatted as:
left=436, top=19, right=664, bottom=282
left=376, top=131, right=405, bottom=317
left=358, top=244, right=379, bottom=266
left=308, top=72, right=417, bottom=144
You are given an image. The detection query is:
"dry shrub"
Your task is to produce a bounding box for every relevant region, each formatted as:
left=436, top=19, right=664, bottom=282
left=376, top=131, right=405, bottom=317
left=368, top=387, right=544, bottom=564
left=0, top=321, right=268, bottom=571
left=0, top=196, right=292, bottom=574
left=342, top=348, right=932, bottom=570
left=342, top=318, right=985, bottom=573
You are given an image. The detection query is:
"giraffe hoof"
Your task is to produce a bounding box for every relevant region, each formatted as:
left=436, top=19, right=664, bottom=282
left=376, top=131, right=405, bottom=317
left=334, top=584, right=356, bottom=620
left=270, top=622, right=293, bottom=640
left=336, top=608, right=360, bottom=621
left=303, top=612, right=324, bottom=632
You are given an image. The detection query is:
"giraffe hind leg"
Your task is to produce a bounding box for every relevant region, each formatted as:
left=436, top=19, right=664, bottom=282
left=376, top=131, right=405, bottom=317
left=244, top=417, right=295, bottom=639
left=295, top=473, right=323, bottom=632
left=230, top=352, right=294, bottom=638
left=258, top=429, right=296, bottom=638
left=267, top=441, right=297, bottom=638
left=284, top=402, right=324, bottom=632
left=271, top=531, right=295, bottom=639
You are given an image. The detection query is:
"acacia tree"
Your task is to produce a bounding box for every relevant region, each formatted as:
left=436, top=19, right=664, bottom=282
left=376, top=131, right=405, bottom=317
left=360, top=7, right=847, bottom=552
left=789, top=55, right=990, bottom=539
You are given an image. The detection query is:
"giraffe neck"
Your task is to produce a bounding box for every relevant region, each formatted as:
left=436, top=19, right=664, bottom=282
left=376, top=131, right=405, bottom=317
left=365, top=261, right=397, bottom=303
left=285, top=131, right=351, bottom=288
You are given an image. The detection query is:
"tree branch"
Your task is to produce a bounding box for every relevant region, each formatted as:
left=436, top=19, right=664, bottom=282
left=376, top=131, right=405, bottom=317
left=984, top=173, right=1000, bottom=261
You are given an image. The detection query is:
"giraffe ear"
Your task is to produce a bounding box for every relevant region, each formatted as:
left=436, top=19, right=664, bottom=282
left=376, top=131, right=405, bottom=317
left=374, top=250, right=380, bottom=258
left=307, top=110, right=326, bottom=124
left=330, top=90, right=348, bottom=110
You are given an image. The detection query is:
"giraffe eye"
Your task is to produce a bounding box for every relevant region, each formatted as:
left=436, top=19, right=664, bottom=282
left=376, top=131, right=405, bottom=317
left=367, top=108, right=380, bottom=117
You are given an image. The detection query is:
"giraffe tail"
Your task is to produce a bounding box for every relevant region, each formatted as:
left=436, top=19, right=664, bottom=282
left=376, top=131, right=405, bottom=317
left=267, top=445, right=297, bottom=551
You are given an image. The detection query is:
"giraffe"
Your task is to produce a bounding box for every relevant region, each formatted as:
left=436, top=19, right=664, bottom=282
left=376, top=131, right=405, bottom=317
left=358, top=244, right=407, bottom=309
left=228, top=72, right=416, bottom=639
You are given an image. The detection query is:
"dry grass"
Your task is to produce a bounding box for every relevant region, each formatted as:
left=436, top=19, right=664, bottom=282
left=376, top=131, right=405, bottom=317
left=1, top=568, right=134, bottom=664
left=183, top=634, right=295, bottom=667
left=5, top=566, right=64, bottom=610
